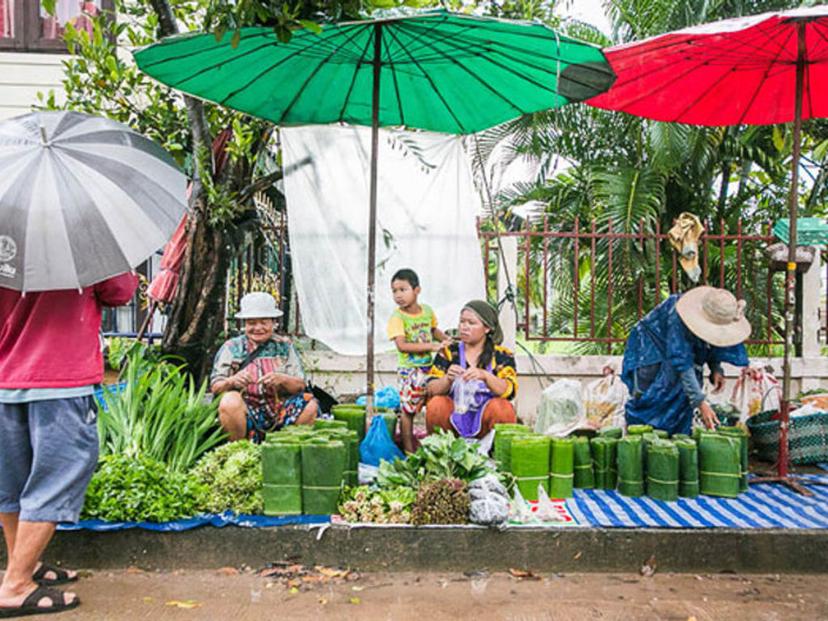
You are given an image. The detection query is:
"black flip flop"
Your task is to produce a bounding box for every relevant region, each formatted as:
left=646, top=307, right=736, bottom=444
left=33, top=564, right=78, bottom=588
left=0, top=585, right=80, bottom=618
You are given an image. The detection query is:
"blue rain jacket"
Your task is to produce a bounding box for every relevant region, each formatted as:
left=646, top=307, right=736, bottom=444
left=621, top=294, right=748, bottom=435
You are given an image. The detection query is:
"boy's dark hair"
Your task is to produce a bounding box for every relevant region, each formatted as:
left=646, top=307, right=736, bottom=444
left=391, top=268, right=419, bottom=289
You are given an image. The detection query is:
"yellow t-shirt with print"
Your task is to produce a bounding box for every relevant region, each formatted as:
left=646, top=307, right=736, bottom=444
left=387, top=304, right=438, bottom=368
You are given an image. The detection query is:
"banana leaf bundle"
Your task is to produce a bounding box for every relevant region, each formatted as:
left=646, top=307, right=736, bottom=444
left=301, top=440, right=346, bottom=514
left=493, top=424, right=532, bottom=472
left=617, top=436, right=645, bottom=497
left=675, top=438, right=699, bottom=498
left=698, top=433, right=741, bottom=498
left=323, top=428, right=360, bottom=487
left=313, top=419, right=349, bottom=431
left=510, top=435, right=551, bottom=501
left=590, top=437, right=618, bottom=489
left=261, top=442, right=302, bottom=515
left=597, top=426, right=623, bottom=439
left=549, top=437, right=575, bottom=499
left=646, top=439, right=679, bottom=502
left=653, top=429, right=670, bottom=439
left=627, top=424, right=653, bottom=436
left=331, top=406, right=367, bottom=441
left=672, top=433, right=692, bottom=442
left=716, top=426, right=749, bottom=492
left=573, top=436, right=594, bottom=489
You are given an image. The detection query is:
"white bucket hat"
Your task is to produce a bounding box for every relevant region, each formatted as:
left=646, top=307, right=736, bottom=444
left=235, top=292, right=283, bottom=320
left=676, top=286, right=751, bottom=347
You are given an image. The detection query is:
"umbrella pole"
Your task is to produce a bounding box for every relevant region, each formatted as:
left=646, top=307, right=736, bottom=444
left=752, top=21, right=816, bottom=496
left=365, top=23, right=382, bottom=417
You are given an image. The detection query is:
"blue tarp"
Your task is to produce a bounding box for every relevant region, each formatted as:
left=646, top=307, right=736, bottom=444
left=58, top=512, right=330, bottom=532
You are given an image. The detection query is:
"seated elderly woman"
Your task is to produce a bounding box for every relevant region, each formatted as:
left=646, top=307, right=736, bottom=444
left=210, top=292, right=317, bottom=443
left=425, top=300, right=518, bottom=438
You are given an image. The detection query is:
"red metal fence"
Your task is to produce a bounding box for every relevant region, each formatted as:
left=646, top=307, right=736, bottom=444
left=479, top=218, right=787, bottom=354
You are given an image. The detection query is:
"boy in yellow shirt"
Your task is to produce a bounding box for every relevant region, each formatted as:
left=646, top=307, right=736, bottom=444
left=387, top=269, right=450, bottom=454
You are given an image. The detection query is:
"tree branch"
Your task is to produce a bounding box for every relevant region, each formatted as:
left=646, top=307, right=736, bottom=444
left=238, top=170, right=285, bottom=203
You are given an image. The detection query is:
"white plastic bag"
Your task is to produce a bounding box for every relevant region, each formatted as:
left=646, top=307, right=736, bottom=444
left=730, top=366, right=781, bottom=422
left=583, top=368, right=628, bottom=430
left=534, top=379, right=586, bottom=437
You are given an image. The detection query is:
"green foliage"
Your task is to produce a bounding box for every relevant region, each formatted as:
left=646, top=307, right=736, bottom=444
left=82, top=454, right=205, bottom=522
left=98, top=346, right=225, bottom=472
left=337, top=485, right=416, bottom=523
left=191, top=441, right=264, bottom=514
left=377, top=429, right=497, bottom=487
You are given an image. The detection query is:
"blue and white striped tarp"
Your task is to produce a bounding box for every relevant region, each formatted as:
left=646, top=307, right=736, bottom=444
left=565, top=475, right=828, bottom=529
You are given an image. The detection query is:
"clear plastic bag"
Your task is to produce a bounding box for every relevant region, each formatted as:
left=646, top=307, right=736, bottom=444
left=534, top=379, right=586, bottom=437
left=469, top=474, right=510, bottom=526
left=583, top=368, right=628, bottom=430
left=730, top=366, right=781, bottom=422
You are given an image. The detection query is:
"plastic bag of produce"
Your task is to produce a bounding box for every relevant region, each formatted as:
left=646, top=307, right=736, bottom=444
left=469, top=475, right=510, bottom=526
left=534, top=379, right=586, bottom=437
left=360, top=415, right=404, bottom=467
left=730, top=366, right=780, bottom=422
left=583, top=369, right=628, bottom=430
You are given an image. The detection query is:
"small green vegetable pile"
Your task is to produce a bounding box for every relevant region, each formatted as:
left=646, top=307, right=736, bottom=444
left=191, top=441, right=264, bottom=515
left=338, top=486, right=416, bottom=524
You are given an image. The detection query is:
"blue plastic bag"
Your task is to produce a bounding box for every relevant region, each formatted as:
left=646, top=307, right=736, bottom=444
left=359, top=415, right=404, bottom=467
left=356, top=385, right=401, bottom=411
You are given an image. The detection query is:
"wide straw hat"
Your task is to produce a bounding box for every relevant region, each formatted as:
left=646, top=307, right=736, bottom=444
left=675, top=286, right=751, bottom=347
left=235, top=292, right=283, bottom=319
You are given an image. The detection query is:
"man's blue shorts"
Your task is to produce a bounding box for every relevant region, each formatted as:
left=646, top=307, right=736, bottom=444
left=0, top=396, right=99, bottom=523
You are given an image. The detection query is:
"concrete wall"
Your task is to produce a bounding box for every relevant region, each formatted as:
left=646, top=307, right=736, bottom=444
left=0, top=52, right=66, bottom=120
left=303, top=351, right=828, bottom=426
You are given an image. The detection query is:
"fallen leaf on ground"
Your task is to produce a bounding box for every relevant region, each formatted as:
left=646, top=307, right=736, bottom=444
left=351, top=586, right=364, bottom=592
left=126, top=566, right=144, bottom=574
left=573, top=551, right=582, bottom=560
left=289, top=587, right=299, bottom=595
left=142, top=597, right=153, bottom=603
left=349, top=597, right=361, bottom=605
left=640, top=555, right=657, bottom=578
left=509, top=568, right=540, bottom=580
left=217, top=567, right=239, bottom=576
left=316, top=566, right=350, bottom=579
left=319, top=598, right=328, bottom=605
left=165, top=600, right=202, bottom=609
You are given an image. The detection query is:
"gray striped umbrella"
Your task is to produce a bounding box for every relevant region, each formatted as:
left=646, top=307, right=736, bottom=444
left=0, top=111, right=187, bottom=292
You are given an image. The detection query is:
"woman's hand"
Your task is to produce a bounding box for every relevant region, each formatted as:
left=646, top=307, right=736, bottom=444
left=261, top=372, right=289, bottom=392
left=710, top=371, right=726, bottom=394
left=699, top=401, right=720, bottom=430
left=230, top=370, right=253, bottom=390
left=446, top=364, right=464, bottom=381
left=432, top=338, right=453, bottom=352
left=462, top=367, right=489, bottom=382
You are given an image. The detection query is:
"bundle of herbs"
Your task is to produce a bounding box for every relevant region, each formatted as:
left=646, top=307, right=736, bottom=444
left=82, top=454, right=205, bottom=523
left=411, top=479, right=470, bottom=525
left=377, top=429, right=497, bottom=488
left=98, top=344, right=224, bottom=473
left=337, top=486, right=416, bottom=524
left=192, top=441, right=264, bottom=515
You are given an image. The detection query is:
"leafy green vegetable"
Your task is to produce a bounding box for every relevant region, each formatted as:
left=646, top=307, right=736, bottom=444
left=377, top=429, right=498, bottom=488
left=411, top=479, right=469, bottom=526
left=82, top=454, right=205, bottom=523
left=98, top=345, right=225, bottom=472
left=338, top=486, right=415, bottom=524
left=192, top=441, right=263, bottom=515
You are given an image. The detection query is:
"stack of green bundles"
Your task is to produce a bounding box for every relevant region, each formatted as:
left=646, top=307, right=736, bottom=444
left=261, top=442, right=303, bottom=515
left=313, top=419, right=349, bottom=431
left=573, top=436, right=594, bottom=489
left=597, top=427, right=623, bottom=439
left=331, top=405, right=367, bottom=441
left=590, top=437, right=618, bottom=489
left=510, top=435, right=551, bottom=501
left=301, top=440, right=347, bottom=514
left=617, top=436, right=645, bottom=497
left=675, top=438, right=699, bottom=497
left=717, top=426, right=749, bottom=492
left=627, top=424, right=653, bottom=436
left=672, top=433, right=692, bottom=442
left=549, top=437, right=575, bottom=498
left=698, top=432, right=741, bottom=498
left=646, top=439, right=679, bottom=502
left=493, top=424, right=532, bottom=472
left=324, top=427, right=360, bottom=487
left=653, top=429, right=670, bottom=439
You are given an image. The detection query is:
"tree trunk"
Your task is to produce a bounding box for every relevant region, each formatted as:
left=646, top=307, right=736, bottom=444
left=148, top=0, right=231, bottom=381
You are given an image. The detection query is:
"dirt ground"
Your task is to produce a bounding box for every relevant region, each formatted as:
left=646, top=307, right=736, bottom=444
left=20, top=566, right=828, bottom=621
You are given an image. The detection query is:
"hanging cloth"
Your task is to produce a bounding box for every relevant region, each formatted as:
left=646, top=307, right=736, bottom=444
left=668, top=213, right=704, bottom=283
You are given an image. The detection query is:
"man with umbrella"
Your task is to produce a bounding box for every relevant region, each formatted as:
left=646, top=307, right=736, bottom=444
left=0, top=111, right=186, bottom=616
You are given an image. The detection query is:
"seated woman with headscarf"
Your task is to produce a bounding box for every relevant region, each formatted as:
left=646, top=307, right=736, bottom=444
left=621, top=286, right=750, bottom=436
left=425, top=300, right=518, bottom=438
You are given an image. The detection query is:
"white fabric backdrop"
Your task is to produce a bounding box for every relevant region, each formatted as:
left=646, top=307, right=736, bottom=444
left=281, top=125, right=486, bottom=355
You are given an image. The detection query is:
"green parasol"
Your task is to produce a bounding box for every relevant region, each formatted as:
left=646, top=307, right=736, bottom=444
left=134, top=10, right=614, bottom=408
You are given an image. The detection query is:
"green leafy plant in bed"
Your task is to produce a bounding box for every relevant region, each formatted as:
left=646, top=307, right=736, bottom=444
left=191, top=441, right=263, bottom=515
left=377, top=429, right=499, bottom=488
left=98, top=345, right=225, bottom=473
left=82, top=454, right=205, bottom=523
